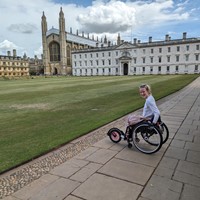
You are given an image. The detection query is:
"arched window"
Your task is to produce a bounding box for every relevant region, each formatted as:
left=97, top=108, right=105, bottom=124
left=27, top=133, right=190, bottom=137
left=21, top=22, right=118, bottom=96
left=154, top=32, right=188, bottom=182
left=49, top=42, right=60, bottom=61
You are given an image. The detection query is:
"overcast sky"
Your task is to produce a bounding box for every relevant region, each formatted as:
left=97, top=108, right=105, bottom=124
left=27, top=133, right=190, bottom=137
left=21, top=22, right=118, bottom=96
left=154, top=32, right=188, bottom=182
left=0, top=0, right=199, bottom=58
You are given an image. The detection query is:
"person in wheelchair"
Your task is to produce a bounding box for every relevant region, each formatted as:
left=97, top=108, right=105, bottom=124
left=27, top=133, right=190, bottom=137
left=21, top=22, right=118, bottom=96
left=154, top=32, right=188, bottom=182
left=126, top=84, right=160, bottom=139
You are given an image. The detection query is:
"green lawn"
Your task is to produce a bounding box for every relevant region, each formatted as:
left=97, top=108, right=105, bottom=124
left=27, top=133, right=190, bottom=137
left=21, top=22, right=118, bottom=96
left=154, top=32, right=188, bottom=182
left=0, top=74, right=198, bottom=173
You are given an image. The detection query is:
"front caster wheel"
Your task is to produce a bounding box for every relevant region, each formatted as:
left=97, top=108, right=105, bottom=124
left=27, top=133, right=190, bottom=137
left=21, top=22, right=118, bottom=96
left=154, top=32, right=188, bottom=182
left=128, top=143, right=132, bottom=148
left=107, top=128, right=122, bottom=143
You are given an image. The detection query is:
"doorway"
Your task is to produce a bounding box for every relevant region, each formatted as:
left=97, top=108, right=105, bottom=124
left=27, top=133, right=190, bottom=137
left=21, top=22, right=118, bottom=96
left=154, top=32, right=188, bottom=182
left=123, top=63, right=128, bottom=75
left=53, top=68, right=58, bottom=75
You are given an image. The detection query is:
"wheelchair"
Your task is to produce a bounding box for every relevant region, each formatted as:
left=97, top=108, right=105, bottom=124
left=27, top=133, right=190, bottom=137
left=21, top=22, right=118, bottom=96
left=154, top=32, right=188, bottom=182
left=107, top=119, right=169, bottom=154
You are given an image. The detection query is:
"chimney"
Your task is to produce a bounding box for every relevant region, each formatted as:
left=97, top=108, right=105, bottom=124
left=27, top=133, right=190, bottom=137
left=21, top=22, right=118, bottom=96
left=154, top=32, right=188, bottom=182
left=7, top=51, right=11, bottom=56
left=108, top=41, right=111, bottom=47
left=183, top=32, right=187, bottom=40
left=149, top=36, right=152, bottom=43
left=76, top=29, right=78, bottom=35
left=96, top=43, right=99, bottom=47
left=133, top=38, right=137, bottom=44
left=117, top=33, right=121, bottom=45
left=138, top=40, right=141, bottom=44
left=104, top=35, right=107, bottom=44
left=70, top=27, right=72, bottom=33
left=82, top=31, right=84, bottom=37
left=165, top=34, right=169, bottom=41
left=13, top=49, right=16, bottom=57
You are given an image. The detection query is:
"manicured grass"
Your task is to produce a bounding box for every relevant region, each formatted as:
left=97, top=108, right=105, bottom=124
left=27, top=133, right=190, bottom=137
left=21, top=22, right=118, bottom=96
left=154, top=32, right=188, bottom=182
left=0, top=74, right=198, bottom=173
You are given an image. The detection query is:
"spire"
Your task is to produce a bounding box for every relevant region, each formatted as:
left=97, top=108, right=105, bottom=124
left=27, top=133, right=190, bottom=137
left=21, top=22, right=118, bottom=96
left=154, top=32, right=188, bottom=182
left=59, top=7, right=64, bottom=18
left=59, top=7, right=65, bottom=33
left=117, top=33, right=121, bottom=45
left=59, top=7, right=67, bottom=75
left=42, top=11, right=46, bottom=20
left=104, top=35, right=107, bottom=44
left=41, top=11, right=47, bottom=34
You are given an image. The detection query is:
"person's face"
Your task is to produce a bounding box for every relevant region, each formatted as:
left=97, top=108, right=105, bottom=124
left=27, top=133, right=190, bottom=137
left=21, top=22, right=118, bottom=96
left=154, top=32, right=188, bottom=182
left=139, top=88, right=149, bottom=99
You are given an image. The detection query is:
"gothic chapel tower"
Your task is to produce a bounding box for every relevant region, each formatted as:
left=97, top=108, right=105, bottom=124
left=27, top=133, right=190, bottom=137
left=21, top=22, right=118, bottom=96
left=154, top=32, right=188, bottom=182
left=59, top=7, right=67, bottom=75
left=41, top=12, right=49, bottom=75
left=41, top=7, right=101, bottom=75
left=41, top=8, right=68, bottom=75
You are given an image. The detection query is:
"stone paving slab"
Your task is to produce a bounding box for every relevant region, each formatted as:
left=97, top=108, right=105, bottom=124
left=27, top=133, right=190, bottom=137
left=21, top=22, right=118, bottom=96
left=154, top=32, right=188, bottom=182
left=185, top=142, right=200, bottom=151
left=49, top=159, right=89, bottom=178
left=64, top=195, right=82, bottom=200
left=177, top=160, right=200, bottom=177
left=165, top=146, right=188, bottom=160
left=91, top=137, right=115, bottom=149
left=69, top=162, right=102, bottom=183
left=158, top=156, right=179, bottom=170
left=72, top=173, right=143, bottom=200
left=154, top=165, right=174, bottom=179
left=84, top=148, right=118, bottom=164
left=140, top=175, right=183, bottom=200
left=74, top=146, right=99, bottom=160
left=29, top=178, right=80, bottom=200
left=98, top=158, right=154, bottom=185
left=115, top=146, right=164, bottom=167
left=108, top=141, right=127, bottom=152
left=181, top=184, right=200, bottom=200
left=171, top=139, right=186, bottom=148
left=187, top=150, right=200, bottom=163
left=173, top=170, right=200, bottom=187
left=12, top=174, right=59, bottom=200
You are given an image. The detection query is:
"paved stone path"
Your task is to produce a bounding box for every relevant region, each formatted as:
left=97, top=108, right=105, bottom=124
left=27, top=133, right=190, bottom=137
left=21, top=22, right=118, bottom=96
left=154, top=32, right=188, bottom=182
left=1, top=77, right=200, bottom=200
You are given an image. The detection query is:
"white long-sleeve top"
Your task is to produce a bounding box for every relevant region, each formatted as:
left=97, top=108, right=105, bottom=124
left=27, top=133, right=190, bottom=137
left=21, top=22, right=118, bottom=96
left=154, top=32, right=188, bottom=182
left=142, top=95, right=160, bottom=124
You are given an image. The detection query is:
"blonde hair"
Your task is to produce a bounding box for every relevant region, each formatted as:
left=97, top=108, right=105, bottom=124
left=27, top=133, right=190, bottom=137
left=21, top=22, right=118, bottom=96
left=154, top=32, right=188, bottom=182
left=139, top=84, right=152, bottom=94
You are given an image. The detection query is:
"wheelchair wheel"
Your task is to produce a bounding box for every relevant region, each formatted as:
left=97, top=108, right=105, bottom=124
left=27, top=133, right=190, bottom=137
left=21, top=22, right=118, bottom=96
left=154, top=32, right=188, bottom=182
left=132, top=123, right=163, bottom=154
left=159, top=122, right=169, bottom=144
left=107, top=128, right=122, bottom=143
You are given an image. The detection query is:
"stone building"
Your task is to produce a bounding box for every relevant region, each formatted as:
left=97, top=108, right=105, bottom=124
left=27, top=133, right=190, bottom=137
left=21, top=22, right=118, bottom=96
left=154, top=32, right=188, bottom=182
left=41, top=8, right=107, bottom=76
left=29, top=55, right=43, bottom=75
left=0, top=49, right=29, bottom=78
left=72, top=32, right=200, bottom=76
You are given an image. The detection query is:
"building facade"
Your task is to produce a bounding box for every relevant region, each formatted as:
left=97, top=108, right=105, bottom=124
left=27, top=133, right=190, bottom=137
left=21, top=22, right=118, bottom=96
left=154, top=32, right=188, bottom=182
left=29, top=55, right=43, bottom=75
left=0, top=49, right=29, bottom=78
left=72, top=32, right=200, bottom=76
left=41, top=8, right=107, bottom=76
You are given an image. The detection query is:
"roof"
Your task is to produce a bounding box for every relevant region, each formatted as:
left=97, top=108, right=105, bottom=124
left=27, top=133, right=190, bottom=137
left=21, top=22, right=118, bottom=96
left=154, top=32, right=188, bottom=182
left=46, top=28, right=105, bottom=47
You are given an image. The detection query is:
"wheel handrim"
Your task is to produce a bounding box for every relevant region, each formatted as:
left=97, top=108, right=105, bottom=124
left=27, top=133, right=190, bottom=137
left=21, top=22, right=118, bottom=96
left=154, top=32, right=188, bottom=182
left=132, top=124, right=163, bottom=154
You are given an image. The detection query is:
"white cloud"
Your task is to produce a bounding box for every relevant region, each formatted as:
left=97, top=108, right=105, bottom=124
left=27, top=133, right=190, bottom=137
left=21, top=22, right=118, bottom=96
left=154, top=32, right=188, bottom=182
left=8, top=23, right=37, bottom=34
left=77, top=0, right=190, bottom=35
left=0, top=40, right=24, bottom=56
left=0, top=40, right=18, bottom=49
left=78, top=1, right=136, bottom=33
